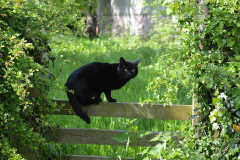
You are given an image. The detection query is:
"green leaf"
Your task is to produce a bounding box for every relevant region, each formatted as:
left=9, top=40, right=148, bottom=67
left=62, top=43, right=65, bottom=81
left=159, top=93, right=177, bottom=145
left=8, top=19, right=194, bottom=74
left=212, top=98, right=219, bottom=105
left=234, top=95, right=240, bottom=110
left=189, top=149, right=201, bottom=158
left=226, top=37, right=233, bottom=46
left=161, top=132, right=172, bottom=142
left=168, top=151, right=180, bottom=159
left=166, top=7, right=173, bottom=15
left=233, top=37, right=240, bottom=54
left=136, top=154, right=150, bottom=160
left=217, top=38, right=224, bottom=47
left=236, top=111, right=240, bottom=117
left=131, top=126, right=138, bottom=133
left=212, top=123, right=219, bottom=130
left=149, top=143, right=163, bottom=155
left=112, top=132, right=130, bottom=143
left=138, top=147, right=150, bottom=155
left=233, top=43, right=240, bottom=54
left=136, top=131, right=152, bottom=138
left=209, top=115, right=216, bottom=123
left=149, top=132, right=162, bottom=142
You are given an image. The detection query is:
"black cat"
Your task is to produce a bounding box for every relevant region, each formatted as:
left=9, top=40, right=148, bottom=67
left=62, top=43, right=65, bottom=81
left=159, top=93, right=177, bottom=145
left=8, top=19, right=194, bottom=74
left=65, top=57, right=141, bottom=124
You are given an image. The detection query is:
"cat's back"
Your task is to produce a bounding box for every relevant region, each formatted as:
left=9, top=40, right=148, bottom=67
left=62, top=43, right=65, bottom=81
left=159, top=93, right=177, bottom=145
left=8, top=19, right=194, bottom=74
left=66, top=62, right=118, bottom=87
left=75, top=62, right=117, bottom=76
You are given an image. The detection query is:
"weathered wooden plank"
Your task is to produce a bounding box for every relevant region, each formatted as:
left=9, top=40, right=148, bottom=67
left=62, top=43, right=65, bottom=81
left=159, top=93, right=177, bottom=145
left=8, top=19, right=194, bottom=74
left=51, top=99, right=192, bottom=121
left=45, top=128, right=181, bottom=147
left=61, top=155, right=160, bottom=160
left=61, top=155, right=135, bottom=160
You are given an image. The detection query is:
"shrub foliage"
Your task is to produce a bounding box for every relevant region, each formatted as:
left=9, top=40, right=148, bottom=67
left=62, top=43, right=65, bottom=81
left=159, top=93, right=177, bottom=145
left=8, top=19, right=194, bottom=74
left=144, top=0, right=240, bottom=159
left=0, top=0, right=77, bottom=159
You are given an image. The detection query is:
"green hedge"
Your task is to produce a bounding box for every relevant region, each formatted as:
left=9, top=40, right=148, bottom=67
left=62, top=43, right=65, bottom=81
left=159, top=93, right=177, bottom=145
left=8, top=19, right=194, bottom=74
left=0, top=0, right=76, bottom=159
left=143, top=0, right=240, bottom=159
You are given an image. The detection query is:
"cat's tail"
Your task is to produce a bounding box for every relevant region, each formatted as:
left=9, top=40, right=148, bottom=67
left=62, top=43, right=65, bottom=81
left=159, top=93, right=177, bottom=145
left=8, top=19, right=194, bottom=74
left=66, top=91, right=91, bottom=124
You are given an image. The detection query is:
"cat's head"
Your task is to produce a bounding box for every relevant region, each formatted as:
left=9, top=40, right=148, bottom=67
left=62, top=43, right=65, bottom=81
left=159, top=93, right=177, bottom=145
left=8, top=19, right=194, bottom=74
left=117, top=57, right=141, bottom=79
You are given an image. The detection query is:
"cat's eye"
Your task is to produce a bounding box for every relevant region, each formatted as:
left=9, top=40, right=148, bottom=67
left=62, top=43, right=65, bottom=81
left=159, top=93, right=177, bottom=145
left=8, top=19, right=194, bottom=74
left=132, top=70, right=135, bottom=72
left=125, top=69, right=127, bottom=72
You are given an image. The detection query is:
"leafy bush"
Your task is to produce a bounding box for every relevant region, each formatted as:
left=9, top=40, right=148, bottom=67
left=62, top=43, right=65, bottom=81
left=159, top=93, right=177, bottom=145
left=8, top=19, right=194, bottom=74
left=143, top=0, right=240, bottom=159
left=0, top=0, right=77, bottom=159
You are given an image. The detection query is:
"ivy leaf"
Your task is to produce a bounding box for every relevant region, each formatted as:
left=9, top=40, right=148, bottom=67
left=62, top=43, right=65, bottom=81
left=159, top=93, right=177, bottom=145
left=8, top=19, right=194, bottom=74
left=212, top=123, right=219, bottom=130
left=209, top=115, right=216, bottom=123
left=236, top=111, right=240, bottom=118
left=212, top=98, right=219, bottom=105
left=233, top=37, right=240, bottom=54
left=234, top=95, right=240, bottom=110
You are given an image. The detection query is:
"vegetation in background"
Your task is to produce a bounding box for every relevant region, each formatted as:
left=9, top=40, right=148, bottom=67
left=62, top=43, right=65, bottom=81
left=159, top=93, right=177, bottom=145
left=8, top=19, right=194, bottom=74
left=137, top=0, right=240, bottom=159
left=3, top=0, right=240, bottom=159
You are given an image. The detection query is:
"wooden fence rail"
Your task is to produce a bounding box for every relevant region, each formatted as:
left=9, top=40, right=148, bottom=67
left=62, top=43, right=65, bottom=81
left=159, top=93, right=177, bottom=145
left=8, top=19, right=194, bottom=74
left=52, top=99, right=193, bottom=120
left=21, top=99, right=197, bottom=160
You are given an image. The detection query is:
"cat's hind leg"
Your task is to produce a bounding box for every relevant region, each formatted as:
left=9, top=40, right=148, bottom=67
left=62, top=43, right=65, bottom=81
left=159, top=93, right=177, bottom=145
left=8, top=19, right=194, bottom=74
left=94, top=94, right=102, bottom=103
left=77, top=96, right=102, bottom=105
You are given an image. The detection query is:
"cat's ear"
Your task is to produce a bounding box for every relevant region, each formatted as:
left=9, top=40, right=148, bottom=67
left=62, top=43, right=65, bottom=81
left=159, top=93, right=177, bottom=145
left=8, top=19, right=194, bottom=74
left=120, top=57, right=127, bottom=66
left=134, top=58, right=141, bottom=65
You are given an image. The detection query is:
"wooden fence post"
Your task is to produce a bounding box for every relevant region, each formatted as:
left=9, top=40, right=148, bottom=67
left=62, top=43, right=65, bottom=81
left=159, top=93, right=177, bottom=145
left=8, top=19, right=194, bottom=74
left=192, top=98, right=198, bottom=127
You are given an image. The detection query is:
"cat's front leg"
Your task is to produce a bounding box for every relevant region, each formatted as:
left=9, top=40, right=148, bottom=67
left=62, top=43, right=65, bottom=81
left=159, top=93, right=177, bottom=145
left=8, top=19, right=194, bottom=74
left=104, top=90, right=117, bottom=102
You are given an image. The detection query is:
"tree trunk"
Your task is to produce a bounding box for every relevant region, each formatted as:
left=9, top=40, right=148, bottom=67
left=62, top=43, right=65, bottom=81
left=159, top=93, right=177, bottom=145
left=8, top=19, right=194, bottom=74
left=194, top=0, right=209, bottom=134
left=198, top=0, right=209, bottom=50
left=85, top=6, right=97, bottom=38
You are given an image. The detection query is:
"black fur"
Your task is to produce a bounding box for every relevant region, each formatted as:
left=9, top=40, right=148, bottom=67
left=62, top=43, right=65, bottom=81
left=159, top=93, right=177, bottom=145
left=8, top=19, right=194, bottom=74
left=65, top=57, right=141, bottom=124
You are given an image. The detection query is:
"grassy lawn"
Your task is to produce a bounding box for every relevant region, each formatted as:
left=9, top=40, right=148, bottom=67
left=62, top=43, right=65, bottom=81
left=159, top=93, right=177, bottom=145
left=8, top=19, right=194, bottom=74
left=47, top=33, right=192, bottom=157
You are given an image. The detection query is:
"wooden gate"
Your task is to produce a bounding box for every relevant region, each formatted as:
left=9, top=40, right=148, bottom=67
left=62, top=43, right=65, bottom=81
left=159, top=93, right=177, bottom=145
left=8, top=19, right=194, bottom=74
left=20, top=99, right=197, bottom=160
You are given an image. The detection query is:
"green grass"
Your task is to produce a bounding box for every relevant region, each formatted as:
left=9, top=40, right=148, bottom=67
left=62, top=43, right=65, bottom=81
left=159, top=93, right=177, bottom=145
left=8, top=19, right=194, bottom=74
left=47, top=34, right=192, bottom=158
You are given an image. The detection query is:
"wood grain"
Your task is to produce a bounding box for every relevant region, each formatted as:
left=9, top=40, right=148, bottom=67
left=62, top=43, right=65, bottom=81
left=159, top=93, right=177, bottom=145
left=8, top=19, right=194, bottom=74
left=61, top=155, right=160, bottom=160
left=45, top=128, right=181, bottom=147
left=51, top=99, right=192, bottom=121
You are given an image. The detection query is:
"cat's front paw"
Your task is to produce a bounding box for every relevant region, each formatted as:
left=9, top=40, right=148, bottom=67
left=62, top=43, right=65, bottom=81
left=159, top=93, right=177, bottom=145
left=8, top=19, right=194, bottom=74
left=108, top=99, right=117, bottom=102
